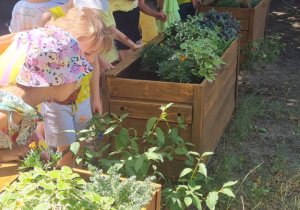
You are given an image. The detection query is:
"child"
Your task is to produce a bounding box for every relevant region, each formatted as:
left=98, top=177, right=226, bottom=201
left=0, top=7, right=112, bottom=165
left=177, top=0, right=202, bottom=21
left=139, top=0, right=165, bottom=43
left=38, top=3, right=114, bottom=168
left=157, top=0, right=181, bottom=33
left=9, top=0, right=59, bottom=33
left=0, top=25, right=97, bottom=163
left=109, top=0, right=167, bottom=60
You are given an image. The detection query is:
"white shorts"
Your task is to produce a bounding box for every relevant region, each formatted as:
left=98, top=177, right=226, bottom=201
left=41, top=97, right=91, bottom=147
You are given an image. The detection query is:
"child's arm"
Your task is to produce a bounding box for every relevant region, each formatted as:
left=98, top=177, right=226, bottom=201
left=138, top=0, right=167, bottom=22
left=37, top=11, right=53, bottom=27
left=0, top=145, right=29, bottom=162
left=108, top=26, right=143, bottom=51
left=157, top=0, right=164, bottom=12
left=89, top=54, right=102, bottom=115
left=192, top=0, right=202, bottom=9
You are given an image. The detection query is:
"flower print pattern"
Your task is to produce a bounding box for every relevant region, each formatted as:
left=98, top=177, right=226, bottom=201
left=0, top=90, right=43, bottom=149
left=15, top=25, right=92, bottom=87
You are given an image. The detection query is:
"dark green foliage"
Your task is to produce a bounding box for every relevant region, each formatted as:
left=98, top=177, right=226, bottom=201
left=139, top=42, right=174, bottom=71
left=199, top=9, right=240, bottom=41
left=157, top=58, right=195, bottom=83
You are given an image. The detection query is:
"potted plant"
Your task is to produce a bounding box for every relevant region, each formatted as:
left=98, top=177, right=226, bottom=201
left=102, top=11, right=240, bottom=172
left=198, top=0, right=271, bottom=63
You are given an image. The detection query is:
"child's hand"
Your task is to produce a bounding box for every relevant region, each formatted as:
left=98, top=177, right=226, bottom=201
left=0, top=145, right=29, bottom=162
left=155, top=12, right=167, bottom=22
left=91, top=98, right=103, bottom=116
left=40, top=151, right=50, bottom=164
left=131, top=43, right=143, bottom=51
left=98, top=56, right=116, bottom=72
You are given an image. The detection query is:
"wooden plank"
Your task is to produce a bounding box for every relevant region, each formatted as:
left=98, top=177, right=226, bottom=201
left=199, top=6, right=251, bottom=20
left=251, top=0, right=270, bottom=41
left=240, top=19, right=249, bottom=31
left=0, top=162, right=21, bottom=192
left=201, top=74, right=236, bottom=155
left=110, top=99, right=193, bottom=124
left=107, top=78, right=196, bottom=104
left=191, top=86, right=203, bottom=153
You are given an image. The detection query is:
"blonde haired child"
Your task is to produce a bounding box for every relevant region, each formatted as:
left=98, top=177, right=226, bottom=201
left=39, top=5, right=114, bottom=168
left=0, top=24, right=98, bottom=163
left=9, top=0, right=59, bottom=33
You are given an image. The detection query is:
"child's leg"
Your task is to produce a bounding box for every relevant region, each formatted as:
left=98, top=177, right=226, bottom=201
left=42, top=101, right=91, bottom=168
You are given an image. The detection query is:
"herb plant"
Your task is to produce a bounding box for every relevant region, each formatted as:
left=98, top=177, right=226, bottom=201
left=87, top=165, right=157, bottom=210
left=139, top=42, right=174, bottom=71
left=0, top=166, right=114, bottom=210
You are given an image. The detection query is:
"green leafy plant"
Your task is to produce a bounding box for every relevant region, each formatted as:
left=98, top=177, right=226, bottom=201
left=162, top=152, right=237, bottom=210
left=242, top=33, right=286, bottom=70
left=139, top=42, right=174, bottom=71
left=157, top=58, right=194, bottom=83
left=87, top=165, right=157, bottom=210
left=215, top=0, right=261, bottom=8
left=19, top=147, right=62, bottom=170
left=0, top=166, right=114, bottom=210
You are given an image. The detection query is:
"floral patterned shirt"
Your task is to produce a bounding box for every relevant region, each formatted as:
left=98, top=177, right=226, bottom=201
left=0, top=89, right=43, bottom=149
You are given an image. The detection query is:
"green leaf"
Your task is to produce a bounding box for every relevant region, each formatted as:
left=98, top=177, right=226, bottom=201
left=130, top=140, right=139, bottom=153
left=155, top=127, right=165, bottom=145
left=37, top=180, right=56, bottom=190
left=198, top=163, right=207, bottom=177
left=57, top=181, right=70, bottom=190
left=220, top=188, right=235, bottom=197
left=61, top=166, right=73, bottom=174
left=222, top=181, right=238, bottom=188
left=70, top=142, right=80, bottom=157
left=206, top=191, right=218, bottom=210
left=198, top=69, right=207, bottom=76
left=179, top=168, right=193, bottom=178
left=120, top=113, right=129, bottom=120
left=33, top=203, right=50, bottom=210
left=201, top=152, right=214, bottom=158
left=184, top=197, right=193, bottom=206
left=146, top=117, right=157, bottom=132
left=119, top=128, right=130, bottom=146
left=134, top=157, right=144, bottom=173
left=104, top=124, right=118, bottom=135
left=192, top=194, right=202, bottom=210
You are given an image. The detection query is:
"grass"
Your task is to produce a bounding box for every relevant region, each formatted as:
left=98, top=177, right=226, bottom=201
left=207, top=93, right=300, bottom=209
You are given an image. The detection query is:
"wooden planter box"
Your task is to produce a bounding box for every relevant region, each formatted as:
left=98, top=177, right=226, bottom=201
left=102, top=39, right=239, bottom=176
left=198, top=0, right=270, bottom=63
left=0, top=163, right=161, bottom=210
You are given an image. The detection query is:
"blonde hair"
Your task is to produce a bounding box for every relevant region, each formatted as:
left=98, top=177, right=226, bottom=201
left=48, top=8, right=112, bottom=53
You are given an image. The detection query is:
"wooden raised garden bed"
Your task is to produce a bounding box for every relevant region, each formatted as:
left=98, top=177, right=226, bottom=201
left=0, top=162, right=161, bottom=210
left=102, top=38, right=239, bottom=176
left=198, top=0, right=270, bottom=63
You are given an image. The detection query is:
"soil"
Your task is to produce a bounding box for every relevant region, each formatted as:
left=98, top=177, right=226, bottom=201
left=207, top=0, right=300, bottom=208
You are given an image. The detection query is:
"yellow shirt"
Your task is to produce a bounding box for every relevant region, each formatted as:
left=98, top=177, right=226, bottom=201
left=177, top=0, right=191, bottom=5
left=48, top=6, right=92, bottom=105
left=109, top=0, right=138, bottom=12
left=99, top=10, right=119, bottom=63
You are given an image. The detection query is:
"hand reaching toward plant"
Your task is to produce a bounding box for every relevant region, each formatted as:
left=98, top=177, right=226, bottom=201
left=0, top=144, right=29, bottom=162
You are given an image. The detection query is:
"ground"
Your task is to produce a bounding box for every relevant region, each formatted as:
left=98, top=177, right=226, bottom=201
left=207, top=0, right=300, bottom=209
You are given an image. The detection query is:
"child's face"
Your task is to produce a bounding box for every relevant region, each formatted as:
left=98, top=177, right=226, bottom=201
left=77, top=36, right=102, bottom=64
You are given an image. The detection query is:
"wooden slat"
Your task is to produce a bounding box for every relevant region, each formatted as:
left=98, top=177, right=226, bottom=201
left=201, top=74, right=236, bottom=155
left=239, top=19, right=249, bottom=31
left=199, top=6, right=251, bottom=20
left=191, top=86, right=203, bottom=153
left=251, top=0, right=270, bottom=41
left=110, top=99, right=193, bottom=124
left=107, top=78, right=196, bottom=104
left=0, top=162, right=21, bottom=192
